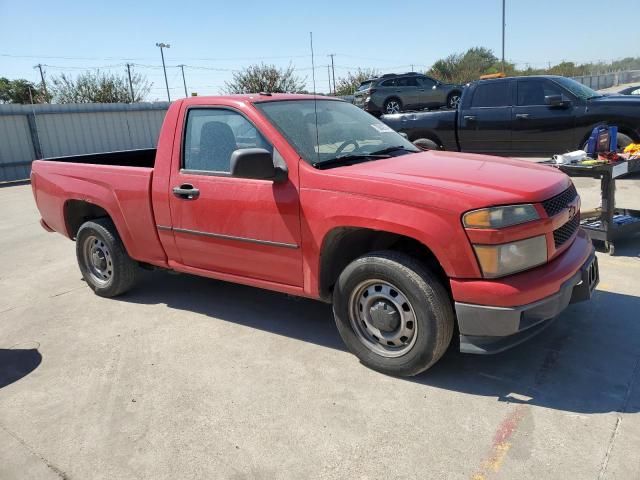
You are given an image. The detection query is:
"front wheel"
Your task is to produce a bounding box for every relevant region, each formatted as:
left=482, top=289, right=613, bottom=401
left=76, top=218, right=139, bottom=297
left=332, top=251, right=454, bottom=376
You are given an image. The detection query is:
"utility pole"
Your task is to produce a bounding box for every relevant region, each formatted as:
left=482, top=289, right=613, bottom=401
left=501, top=0, right=506, bottom=73
left=411, top=64, right=414, bottom=72
left=34, top=64, right=49, bottom=103
left=328, top=54, right=336, bottom=95
left=178, top=64, right=188, bottom=97
left=126, top=63, right=135, bottom=103
left=155, top=42, right=171, bottom=101
left=327, top=65, right=332, bottom=95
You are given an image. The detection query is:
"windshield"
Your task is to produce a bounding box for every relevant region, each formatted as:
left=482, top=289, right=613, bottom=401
left=552, top=77, right=602, bottom=99
left=255, top=99, right=418, bottom=167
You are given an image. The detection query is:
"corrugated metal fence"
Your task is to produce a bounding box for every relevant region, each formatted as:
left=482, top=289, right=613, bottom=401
left=0, top=102, right=169, bottom=183
left=571, top=70, right=640, bottom=90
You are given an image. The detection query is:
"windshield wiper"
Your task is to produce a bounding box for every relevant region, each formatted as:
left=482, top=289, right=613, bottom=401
left=312, top=153, right=391, bottom=170
left=369, top=145, right=417, bottom=155
left=587, top=94, right=604, bottom=100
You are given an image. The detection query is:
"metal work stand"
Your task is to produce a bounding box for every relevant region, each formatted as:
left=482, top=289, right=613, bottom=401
left=542, top=158, right=640, bottom=255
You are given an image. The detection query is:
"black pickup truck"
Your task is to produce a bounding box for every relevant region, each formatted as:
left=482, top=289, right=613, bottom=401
left=381, top=75, right=640, bottom=156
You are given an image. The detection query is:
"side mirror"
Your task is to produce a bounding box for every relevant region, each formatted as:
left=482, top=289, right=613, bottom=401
left=545, top=94, right=569, bottom=107
left=230, top=148, right=287, bottom=182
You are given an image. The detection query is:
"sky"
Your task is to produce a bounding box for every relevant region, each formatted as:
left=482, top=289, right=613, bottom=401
left=1, top=0, right=639, bottom=100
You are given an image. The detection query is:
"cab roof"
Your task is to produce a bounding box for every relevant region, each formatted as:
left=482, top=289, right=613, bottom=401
left=179, top=93, right=344, bottom=105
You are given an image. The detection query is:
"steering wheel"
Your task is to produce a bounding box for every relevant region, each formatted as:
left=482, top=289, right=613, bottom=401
left=335, top=140, right=360, bottom=155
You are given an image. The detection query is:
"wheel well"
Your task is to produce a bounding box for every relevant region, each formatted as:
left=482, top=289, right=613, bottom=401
left=64, top=200, right=110, bottom=239
left=318, top=227, right=449, bottom=302
left=447, top=90, right=462, bottom=98
left=409, top=132, right=443, bottom=148
left=384, top=96, right=401, bottom=106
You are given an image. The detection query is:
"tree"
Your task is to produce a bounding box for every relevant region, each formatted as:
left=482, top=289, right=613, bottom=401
left=334, top=68, right=379, bottom=96
left=428, top=47, right=515, bottom=84
left=51, top=70, right=151, bottom=103
left=223, top=63, right=306, bottom=94
left=0, top=77, right=47, bottom=104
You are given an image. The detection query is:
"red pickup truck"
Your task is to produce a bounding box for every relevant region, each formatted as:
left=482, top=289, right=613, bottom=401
left=31, top=94, right=599, bottom=376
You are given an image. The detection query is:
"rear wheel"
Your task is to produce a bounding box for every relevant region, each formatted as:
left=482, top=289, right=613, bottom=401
left=413, top=138, right=440, bottom=151
left=76, top=218, right=139, bottom=297
left=446, top=91, right=461, bottom=109
left=383, top=98, right=402, bottom=115
left=582, top=132, right=633, bottom=153
left=332, top=251, right=454, bottom=376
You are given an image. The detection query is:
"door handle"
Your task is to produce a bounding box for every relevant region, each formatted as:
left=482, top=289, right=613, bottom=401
left=515, top=113, right=530, bottom=120
left=463, top=115, right=477, bottom=121
left=172, top=184, right=200, bottom=200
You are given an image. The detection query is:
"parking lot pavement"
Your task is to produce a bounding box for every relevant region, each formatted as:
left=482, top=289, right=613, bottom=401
left=1, top=182, right=639, bottom=480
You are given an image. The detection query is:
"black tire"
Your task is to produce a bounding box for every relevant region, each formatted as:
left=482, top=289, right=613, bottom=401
left=582, top=132, right=633, bottom=153
left=332, top=251, right=454, bottom=376
left=383, top=98, right=403, bottom=115
left=76, top=218, right=139, bottom=297
left=413, top=138, right=440, bottom=151
left=446, top=91, right=461, bottom=109
left=616, top=133, right=633, bottom=152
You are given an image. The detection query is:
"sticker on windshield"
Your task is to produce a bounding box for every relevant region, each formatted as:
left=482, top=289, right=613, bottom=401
left=371, top=123, right=394, bottom=133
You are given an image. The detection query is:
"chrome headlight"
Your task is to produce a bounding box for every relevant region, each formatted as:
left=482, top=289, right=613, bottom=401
left=473, top=235, right=548, bottom=278
left=463, top=204, right=539, bottom=229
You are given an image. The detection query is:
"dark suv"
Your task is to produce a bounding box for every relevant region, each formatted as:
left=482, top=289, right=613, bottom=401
left=354, top=73, right=463, bottom=115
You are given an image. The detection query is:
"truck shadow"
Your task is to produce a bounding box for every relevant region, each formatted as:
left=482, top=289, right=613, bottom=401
left=120, top=272, right=640, bottom=415
left=0, top=347, right=42, bottom=389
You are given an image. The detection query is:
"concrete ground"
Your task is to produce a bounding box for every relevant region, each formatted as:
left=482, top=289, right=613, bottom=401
left=1, top=173, right=639, bottom=480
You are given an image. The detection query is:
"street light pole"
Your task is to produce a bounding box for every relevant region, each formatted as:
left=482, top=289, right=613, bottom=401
left=155, top=42, right=171, bottom=101
left=501, top=0, right=506, bottom=73
left=178, top=64, right=188, bottom=97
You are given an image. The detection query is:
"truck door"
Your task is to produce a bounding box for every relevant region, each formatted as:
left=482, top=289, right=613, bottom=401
left=167, top=106, right=302, bottom=287
left=457, top=80, right=513, bottom=155
left=511, top=78, right=577, bottom=155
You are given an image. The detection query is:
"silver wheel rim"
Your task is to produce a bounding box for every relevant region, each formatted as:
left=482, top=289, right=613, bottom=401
left=82, top=235, right=113, bottom=286
left=348, top=279, right=418, bottom=358
left=449, top=95, right=460, bottom=108
left=385, top=101, right=400, bottom=114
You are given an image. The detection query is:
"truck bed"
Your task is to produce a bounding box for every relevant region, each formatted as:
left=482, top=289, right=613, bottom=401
left=42, top=148, right=156, bottom=168
left=380, top=110, right=459, bottom=151
left=31, top=150, right=168, bottom=267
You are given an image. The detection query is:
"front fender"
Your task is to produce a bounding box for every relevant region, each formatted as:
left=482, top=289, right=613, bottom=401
left=300, top=188, right=481, bottom=297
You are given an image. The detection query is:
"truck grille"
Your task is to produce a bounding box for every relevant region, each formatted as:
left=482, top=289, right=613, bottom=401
left=542, top=184, right=578, bottom=217
left=553, top=214, right=580, bottom=247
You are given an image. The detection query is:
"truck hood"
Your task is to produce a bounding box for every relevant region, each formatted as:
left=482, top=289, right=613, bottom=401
left=588, top=95, right=640, bottom=106
left=311, top=150, right=571, bottom=212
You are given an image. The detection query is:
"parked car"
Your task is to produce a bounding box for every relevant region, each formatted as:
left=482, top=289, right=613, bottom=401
left=381, top=75, right=640, bottom=156
left=31, top=94, right=598, bottom=376
left=616, top=84, right=640, bottom=96
left=353, top=72, right=463, bottom=115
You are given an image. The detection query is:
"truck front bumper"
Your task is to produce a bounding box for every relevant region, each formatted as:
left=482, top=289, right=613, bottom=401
left=456, top=250, right=599, bottom=354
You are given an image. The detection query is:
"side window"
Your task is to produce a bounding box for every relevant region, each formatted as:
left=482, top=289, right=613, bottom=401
left=418, top=77, right=437, bottom=88
left=381, top=79, right=397, bottom=87
left=395, top=77, right=418, bottom=87
left=471, top=82, right=510, bottom=108
left=631, top=88, right=640, bottom=95
left=517, top=79, right=564, bottom=106
left=183, top=109, right=271, bottom=173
